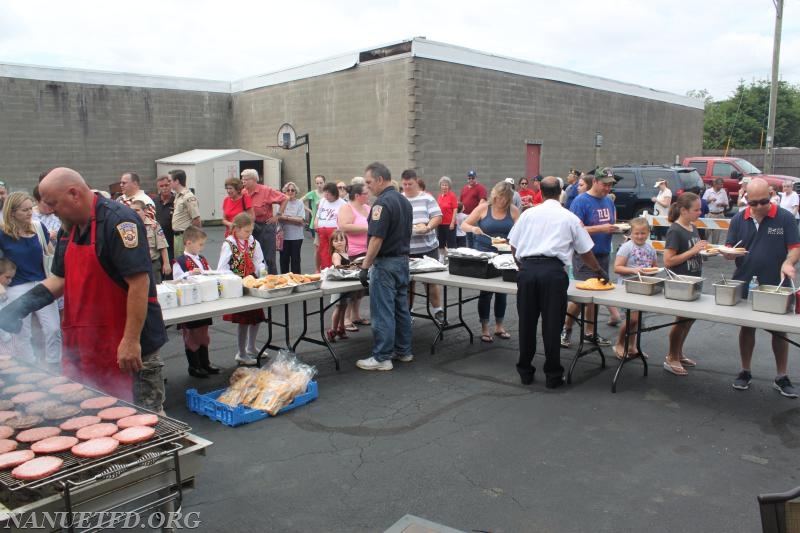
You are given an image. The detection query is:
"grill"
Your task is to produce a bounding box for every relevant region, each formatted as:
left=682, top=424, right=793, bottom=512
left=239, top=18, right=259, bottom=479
left=0, top=408, right=190, bottom=492
left=0, top=362, right=206, bottom=532
left=0, top=434, right=211, bottom=533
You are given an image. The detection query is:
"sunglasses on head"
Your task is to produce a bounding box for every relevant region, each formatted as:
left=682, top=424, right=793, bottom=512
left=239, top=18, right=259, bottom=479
left=748, top=198, right=771, bottom=207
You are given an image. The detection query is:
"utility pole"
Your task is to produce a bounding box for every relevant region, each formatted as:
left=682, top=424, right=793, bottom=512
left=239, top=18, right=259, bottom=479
left=764, top=0, right=783, bottom=173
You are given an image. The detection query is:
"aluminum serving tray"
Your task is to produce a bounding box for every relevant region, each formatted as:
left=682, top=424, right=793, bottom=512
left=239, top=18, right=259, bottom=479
left=245, top=286, right=294, bottom=299
left=751, top=285, right=795, bottom=314
left=664, top=275, right=705, bottom=302
left=623, top=276, right=664, bottom=296
left=713, top=279, right=745, bottom=306
left=292, top=280, right=322, bottom=293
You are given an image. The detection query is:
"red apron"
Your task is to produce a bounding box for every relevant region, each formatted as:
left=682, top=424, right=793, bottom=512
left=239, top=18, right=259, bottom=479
left=62, top=197, right=133, bottom=401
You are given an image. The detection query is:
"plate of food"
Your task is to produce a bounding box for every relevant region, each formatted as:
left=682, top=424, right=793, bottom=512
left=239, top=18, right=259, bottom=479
left=490, top=237, right=508, bottom=246
left=639, top=267, right=663, bottom=274
left=700, top=245, right=721, bottom=257
left=613, top=223, right=631, bottom=232
left=716, top=246, right=748, bottom=256
left=575, top=278, right=616, bottom=291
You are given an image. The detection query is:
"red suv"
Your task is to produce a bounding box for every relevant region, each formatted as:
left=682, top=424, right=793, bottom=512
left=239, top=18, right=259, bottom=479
left=682, top=156, right=800, bottom=206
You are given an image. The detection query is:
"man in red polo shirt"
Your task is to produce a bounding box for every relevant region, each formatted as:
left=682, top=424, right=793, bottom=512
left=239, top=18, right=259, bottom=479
left=459, top=170, right=487, bottom=248
left=240, top=169, right=288, bottom=275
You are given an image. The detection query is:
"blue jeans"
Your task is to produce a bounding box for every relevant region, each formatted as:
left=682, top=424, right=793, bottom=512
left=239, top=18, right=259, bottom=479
left=478, top=291, right=507, bottom=322
left=370, top=257, right=412, bottom=361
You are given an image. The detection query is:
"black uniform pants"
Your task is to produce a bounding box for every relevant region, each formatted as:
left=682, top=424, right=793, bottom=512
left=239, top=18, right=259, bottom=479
left=516, top=257, right=568, bottom=380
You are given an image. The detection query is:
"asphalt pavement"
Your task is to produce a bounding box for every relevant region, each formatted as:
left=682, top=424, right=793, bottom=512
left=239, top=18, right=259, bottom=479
left=163, top=226, right=799, bottom=533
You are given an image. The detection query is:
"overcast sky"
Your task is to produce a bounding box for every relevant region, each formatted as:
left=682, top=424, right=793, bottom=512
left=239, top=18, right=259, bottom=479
left=1, top=0, right=797, bottom=101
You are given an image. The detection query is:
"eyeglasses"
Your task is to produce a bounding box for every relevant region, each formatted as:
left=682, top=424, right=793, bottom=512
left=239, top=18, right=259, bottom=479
left=467, top=176, right=476, bottom=180
left=519, top=181, right=528, bottom=185
left=747, top=198, right=771, bottom=207
left=285, top=188, right=297, bottom=192
left=338, top=186, right=347, bottom=190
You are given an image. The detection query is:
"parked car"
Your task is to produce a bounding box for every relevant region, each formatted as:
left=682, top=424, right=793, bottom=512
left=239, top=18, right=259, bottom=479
left=611, top=165, right=705, bottom=221
left=682, top=156, right=800, bottom=205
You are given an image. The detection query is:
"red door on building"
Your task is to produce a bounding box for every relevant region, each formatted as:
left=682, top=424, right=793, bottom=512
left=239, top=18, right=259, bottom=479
left=526, top=143, right=541, bottom=178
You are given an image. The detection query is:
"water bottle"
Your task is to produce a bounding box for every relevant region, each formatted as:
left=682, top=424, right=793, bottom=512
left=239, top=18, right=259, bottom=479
left=748, top=276, right=759, bottom=303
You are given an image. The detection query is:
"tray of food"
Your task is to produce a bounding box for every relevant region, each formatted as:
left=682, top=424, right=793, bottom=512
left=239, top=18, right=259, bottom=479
left=664, top=275, right=704, bottom=301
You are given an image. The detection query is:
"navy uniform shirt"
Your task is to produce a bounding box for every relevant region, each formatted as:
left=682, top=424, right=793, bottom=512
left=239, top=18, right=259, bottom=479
left=368, top=185, right=413, bottom=257
left=52, top=194, right=168, bottom=356
left=726, top=203, right=800, bottom=288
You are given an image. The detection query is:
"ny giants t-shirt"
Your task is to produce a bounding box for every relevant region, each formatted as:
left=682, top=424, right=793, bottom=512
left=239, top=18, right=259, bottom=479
left=569, top=193, right=615, bottom=255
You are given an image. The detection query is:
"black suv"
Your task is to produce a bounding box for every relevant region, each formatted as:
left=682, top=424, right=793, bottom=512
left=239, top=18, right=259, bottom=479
left=611, top=165, right=705, bottom=221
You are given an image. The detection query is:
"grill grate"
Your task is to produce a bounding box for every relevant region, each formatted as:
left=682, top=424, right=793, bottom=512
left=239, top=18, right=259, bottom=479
left=0, top=383, right=190, bottom=492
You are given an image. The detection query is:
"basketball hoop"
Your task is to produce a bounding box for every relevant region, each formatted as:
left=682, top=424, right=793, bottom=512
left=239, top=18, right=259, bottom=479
left=277, top=123, right=297, bottom=149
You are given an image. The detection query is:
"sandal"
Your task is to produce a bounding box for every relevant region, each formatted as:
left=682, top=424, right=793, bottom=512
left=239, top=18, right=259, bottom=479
left=662, top=360, right=688, bottom=376
left=494, top=330, right=511, bottom=340
left=679, top=356, right=697, bottom=367
left=480, top=334, right=494, bottom=343
left=336, top=328, right=349, bottom=340
left=607, top=319, right=621, bottom=327
left=326, top=329, right=337, bottom=343
left=344, top=323, right=359, bottom=332
left=352, top=318, right=371, bottom=326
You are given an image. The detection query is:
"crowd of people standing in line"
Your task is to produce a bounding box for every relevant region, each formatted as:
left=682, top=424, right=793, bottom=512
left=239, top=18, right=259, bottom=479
left=0, top=163, right=797, bottom=405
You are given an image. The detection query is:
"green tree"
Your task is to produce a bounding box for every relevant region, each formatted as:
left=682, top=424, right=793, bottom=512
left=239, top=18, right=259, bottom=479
left=693, top=81, right=800, bottom=150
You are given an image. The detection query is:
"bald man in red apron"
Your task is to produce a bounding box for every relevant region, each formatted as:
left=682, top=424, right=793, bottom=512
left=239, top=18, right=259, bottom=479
left=0, top=168, right=167, bottom=412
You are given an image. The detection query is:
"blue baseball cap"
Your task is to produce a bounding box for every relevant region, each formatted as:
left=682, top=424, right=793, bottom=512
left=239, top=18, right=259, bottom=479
left=467, top=170, right=477, bottom=177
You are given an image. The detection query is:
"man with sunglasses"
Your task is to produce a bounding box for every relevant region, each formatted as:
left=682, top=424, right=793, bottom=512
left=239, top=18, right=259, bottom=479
left=725, top=178, right=800, bottom=398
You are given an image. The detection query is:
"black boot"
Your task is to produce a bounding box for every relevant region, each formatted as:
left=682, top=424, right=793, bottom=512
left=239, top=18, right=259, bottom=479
left=198, top=345, right=220, bottom=374
left=185, top=348, right=209, bottom=378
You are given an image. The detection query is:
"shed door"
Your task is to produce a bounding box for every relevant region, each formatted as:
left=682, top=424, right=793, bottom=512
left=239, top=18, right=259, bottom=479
left=526, top=144, right=541, bottom=178
left=212, top=161, right=239, bottom=219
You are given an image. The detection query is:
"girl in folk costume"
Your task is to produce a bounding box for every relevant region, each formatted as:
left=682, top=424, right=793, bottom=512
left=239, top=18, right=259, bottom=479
left=171, top=226, right=220, bottom=378
left=218, top=212, right=266, bottom=366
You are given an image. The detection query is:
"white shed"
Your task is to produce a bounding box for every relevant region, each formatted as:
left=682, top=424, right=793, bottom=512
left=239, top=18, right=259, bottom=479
left=155, top=149, right=281, bottom=221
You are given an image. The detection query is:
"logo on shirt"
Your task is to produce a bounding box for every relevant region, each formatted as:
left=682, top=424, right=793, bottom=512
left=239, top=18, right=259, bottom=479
left=372, top=205, right=383, bottom=221
left=116, top=222, right=139, bottom=248
left=768, top=227, right=784, bottom=235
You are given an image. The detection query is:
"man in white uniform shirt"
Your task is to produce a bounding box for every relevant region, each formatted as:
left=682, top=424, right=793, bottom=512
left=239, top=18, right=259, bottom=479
left=702, top=177, right=729, bottom=244
left=651, top=179, right=671, bottom=239
left=508, top=177, right=608, bottom=389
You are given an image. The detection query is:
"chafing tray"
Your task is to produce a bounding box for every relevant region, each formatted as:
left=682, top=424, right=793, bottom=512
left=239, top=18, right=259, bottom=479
left=751, top=285, right=795, bottom=314
left=623, top=276, right=664, bottom=296
left=292, top=280, right=322, bottom=293
left=245, top=286, right=294, bottom=299
left=713, top=279, right=745, bottom=306
left=664, top=275, right=705, bottom=302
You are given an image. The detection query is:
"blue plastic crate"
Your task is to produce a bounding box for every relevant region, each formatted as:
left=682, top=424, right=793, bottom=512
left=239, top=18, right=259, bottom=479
left=185, top=380, right=318, bottom=427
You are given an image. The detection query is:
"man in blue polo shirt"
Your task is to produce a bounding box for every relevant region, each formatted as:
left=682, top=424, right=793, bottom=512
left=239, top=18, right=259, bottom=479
left=725, top=178, right=800, bottom=398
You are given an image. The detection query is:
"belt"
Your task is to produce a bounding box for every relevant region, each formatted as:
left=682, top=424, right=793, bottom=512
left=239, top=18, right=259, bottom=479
left=376, top=254, right=409, bottom=259
left=173, top=231, right=183, bottom=235
left=521, top=255, right=561, bottom=263
left=709, top=211, right=724, bottom=215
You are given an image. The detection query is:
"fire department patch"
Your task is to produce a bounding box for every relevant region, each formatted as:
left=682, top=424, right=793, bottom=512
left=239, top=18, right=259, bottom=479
left=116, top=222, right=139, bottom=248
left=371, top=205, right=382, bottom=221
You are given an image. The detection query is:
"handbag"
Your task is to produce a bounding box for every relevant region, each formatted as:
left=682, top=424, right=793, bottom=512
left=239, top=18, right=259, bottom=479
left=33, top=222, right=54, bottom=277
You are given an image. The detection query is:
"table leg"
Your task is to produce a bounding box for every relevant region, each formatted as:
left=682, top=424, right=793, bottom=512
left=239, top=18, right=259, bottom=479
left=567, top=303, right=606, bottom=384
left=291, top=296, right=340, bottom=371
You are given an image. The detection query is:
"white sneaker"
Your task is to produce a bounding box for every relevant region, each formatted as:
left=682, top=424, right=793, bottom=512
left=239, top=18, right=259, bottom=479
left=393, top=353, right=414, bottom=363
left=235, top=353, right=258, bottom=366
left=356, top=357, right=393, bottom=371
